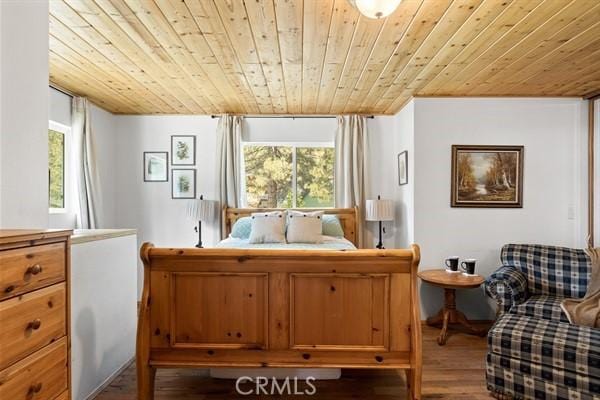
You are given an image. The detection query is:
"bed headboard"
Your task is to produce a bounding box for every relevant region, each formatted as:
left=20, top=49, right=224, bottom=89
left=222, top=207, right=360, bottom=247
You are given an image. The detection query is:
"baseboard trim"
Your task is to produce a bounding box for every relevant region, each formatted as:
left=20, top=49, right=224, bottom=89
left=84, top=357, right=135, bottom=400
left=421, top=319, right=494, bottom=324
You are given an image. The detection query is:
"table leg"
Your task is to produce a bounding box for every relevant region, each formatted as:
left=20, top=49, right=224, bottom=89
left=427, top=288, right=487, bottom=345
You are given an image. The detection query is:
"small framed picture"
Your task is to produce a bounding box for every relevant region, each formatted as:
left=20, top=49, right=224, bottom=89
left=398, top=151, right=408, bottom=186
left=172, top=169, right=196, bottom=199
left=451, top=145, right=524, bottom=208
left=143, top=152, right=168, bottom=182
left=171, top=135, right=196, bottom=165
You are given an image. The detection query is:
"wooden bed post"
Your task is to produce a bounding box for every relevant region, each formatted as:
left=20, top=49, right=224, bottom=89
left=407, top=244, right=422, bottom=400
left=137, top=243, right=156, bottom=400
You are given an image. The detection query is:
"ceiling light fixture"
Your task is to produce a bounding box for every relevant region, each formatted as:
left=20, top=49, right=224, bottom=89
left=348, top=0, right=403, bottom=19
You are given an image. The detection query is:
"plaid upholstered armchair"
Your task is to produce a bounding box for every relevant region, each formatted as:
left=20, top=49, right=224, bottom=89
left=484, top=244, right=600, bottom=399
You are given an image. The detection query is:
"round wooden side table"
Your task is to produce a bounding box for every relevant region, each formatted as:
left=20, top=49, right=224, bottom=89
left=418, top=269, right=487, bottom=345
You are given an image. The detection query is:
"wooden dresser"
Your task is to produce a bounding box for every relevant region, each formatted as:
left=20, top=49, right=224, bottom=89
left=0, top=230, right=72, bottom=400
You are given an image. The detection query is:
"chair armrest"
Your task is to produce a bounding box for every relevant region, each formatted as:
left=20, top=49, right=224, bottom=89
left=484, top=266, right=529, bottom=314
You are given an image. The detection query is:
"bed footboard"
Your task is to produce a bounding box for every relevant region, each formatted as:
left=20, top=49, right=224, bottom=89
left=137, top=244, right=422, bottom=399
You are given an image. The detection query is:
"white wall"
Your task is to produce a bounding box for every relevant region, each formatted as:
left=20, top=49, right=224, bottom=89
left=393, top=101, right=415, bottom=248
left=407, top=98, right=588, bottom=319
left=0, top=0, right=49, bottom=228
left=71, top=234, right=137, bottom=400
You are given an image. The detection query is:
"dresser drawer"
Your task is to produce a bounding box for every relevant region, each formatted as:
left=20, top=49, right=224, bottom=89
left=0, top=242, right=66, bottom=301
left=0, top=283, right=66, bottom=370
left=0, top=337, right=67, bottom=400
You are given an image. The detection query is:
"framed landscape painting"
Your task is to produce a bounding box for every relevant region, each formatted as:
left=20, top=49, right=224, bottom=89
left=172, top=169, right=196, bottom=199
left=398, top=151, right=408, bottom=186
left=143, top=152, right=168, bottom=182
left=451, top=145, right=524, bottom=208
left=171, top=135, right=196, bottom=165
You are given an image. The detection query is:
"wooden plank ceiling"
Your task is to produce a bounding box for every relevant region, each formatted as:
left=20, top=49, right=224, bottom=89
left=49, top=0, right=600, bottom=115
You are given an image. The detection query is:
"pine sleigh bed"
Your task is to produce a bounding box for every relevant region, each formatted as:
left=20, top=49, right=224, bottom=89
left=137, top=207, right=422, bottom=399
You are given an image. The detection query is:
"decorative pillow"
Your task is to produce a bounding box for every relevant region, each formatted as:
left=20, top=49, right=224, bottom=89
left=248, top=211, right=287, bottom=244
left=322, top=215, right=345, bottom=237
left=230, top=217, right=252, bottom=239
left=287, top=210, right=324, bottom=244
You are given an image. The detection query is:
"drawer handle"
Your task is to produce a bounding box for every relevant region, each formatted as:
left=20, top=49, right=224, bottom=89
left=27, top=383, right=43, bottom=397
left=26, top=264, right=43, bottom=275
left=27, top=319, right=42, bottom=331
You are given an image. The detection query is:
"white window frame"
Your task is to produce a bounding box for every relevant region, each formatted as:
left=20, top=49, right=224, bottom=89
left=48, top=120, right=72, bottom=214
left=242, top=141, right=335, bottom=208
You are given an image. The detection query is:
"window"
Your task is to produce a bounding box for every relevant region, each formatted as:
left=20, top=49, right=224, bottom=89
left=48, top=121, right=70, bottom=212
left=243, top=143, right=334, bottom=208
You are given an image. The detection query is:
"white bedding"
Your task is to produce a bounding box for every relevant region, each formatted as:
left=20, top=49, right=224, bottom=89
left=215, top=235, right=356, bottom=250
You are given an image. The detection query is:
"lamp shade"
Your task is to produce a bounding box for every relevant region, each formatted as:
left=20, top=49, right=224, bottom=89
left=365, top=199, right=394, bottom=221
left=186, top=197, right=218, bottom=222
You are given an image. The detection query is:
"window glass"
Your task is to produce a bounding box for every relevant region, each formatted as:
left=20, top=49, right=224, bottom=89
left=296, top=147, right=334, bottom=208
left=243, top=144, right=334, bottom=208
left=48, top=129, right=65, bottom=209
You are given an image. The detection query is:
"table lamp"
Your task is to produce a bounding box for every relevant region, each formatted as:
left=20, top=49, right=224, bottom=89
left=365, top=195, right=394, bottom=249
left=186, top=195, right=218, bottom=248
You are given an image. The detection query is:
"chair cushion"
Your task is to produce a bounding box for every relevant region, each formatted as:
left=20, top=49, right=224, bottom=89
left=488, top=314, right=600, bottom=379
left=511, top=295, right=569, bottom=323
left=501, top=244, right=591, bottom=298
left=486, top=353, right=600, bottom=399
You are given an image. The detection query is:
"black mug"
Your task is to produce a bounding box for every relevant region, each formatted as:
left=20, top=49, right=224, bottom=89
left=445, top=256, right=459, bottom=271
left=461, top=259, right=477, bottom=275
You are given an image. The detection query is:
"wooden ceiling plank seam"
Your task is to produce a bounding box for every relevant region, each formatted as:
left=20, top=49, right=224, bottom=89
left=53, top=0, right=204, bottom=113
left=430, top=0, right=571, bottom=95
left=67, top=0, right=209, bottom=113
left=49, top=33, right=175, bottom=112
left=418, top=0, right=546, bottom=95
left=316, top=0, right=361, bottom=113
left=50, top=51, right=140, bottom=113
left=243, top=0, right=288, bottom=113
left=341, top=0, right=424, bottom=113
left=93, top=0, right=213, bottom=113
left=517, top=41, right=600, bottom=94
left=49, top=66, right=134, bottom=114
left=328, top=15, right=386, bottom=114
left=154, top=0, right=249, bottom=113
left=50, top=2, right=191, bottom=113
left=212, top=0, right=274, bottom=113
left=183, top=0, right=261, bottom=114
left=356, top=0, right=456, bottom=113
left=373, top=0, right=486, bottom=113
left=273, top=0, right=303, bottom=114
left=515, top=43, right=600, bottom=92
left=382, top=0, right=514, bottom=114
left=485, top=21, right=600, bottom=94
left=461, top=0, right=600, bottom=95
left=302, top=0, right=335, bottom=114
left=116, top=0, right=229, bottom=113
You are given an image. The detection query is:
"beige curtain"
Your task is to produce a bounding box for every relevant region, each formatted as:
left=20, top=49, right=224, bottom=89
left=216, top=115, right=243, bottom=234
left=335, top=115, right=370, bottom=248
left=72, top=97, right=101, bottom=229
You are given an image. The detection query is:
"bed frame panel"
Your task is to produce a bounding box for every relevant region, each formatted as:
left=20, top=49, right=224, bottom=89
left=137, top=236, right=421, bottom=400
left=222, top=207, right=359, bottom=247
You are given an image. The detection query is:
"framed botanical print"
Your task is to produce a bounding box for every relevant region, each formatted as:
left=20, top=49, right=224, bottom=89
left=171, top=135, right=196, bottom=165
left=451, top=145, right=524, bottom=208
left=172, top=169, right=196, bottom=199
left=398, top=151, right=408, bottom=186
left=143, top=152, right=168, bottom=182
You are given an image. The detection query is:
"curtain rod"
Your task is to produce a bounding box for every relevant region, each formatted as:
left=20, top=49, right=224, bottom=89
left=210, top=115, right=375, bottom=119
left=50, top=84, right=75, bottom=98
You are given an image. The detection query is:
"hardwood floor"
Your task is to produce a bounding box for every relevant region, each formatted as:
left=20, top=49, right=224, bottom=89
left=94, top=325, right=492, bottom=400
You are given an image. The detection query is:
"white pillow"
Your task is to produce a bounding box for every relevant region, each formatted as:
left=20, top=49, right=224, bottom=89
left=287, top=210, right=324, bottom=244
left=248, top=211, right=287, bottom=244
